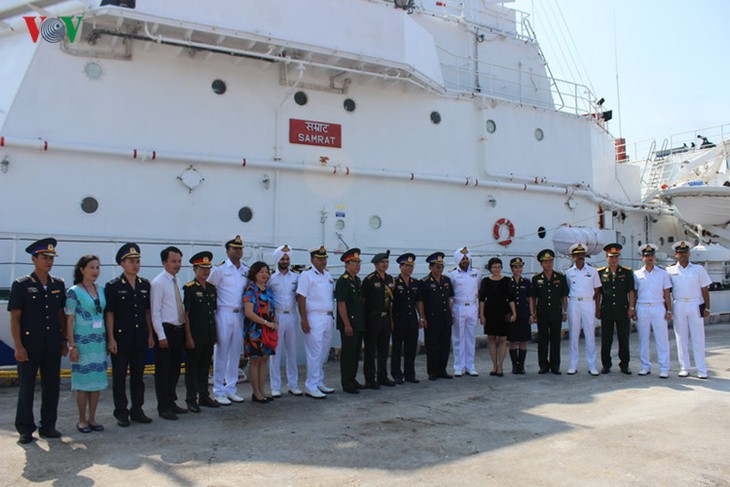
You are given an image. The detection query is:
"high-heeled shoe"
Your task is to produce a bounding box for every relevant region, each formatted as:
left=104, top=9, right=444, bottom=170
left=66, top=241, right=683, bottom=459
left=251, top=394, right=269, bottom=404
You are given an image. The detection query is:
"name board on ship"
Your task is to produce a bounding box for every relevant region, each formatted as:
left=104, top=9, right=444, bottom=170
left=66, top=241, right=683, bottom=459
left=289, top=119, right=341, bottom=148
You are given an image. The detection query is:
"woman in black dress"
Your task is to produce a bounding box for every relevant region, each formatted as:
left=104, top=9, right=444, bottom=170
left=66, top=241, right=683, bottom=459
left=479, top=258, right=516, bottom=376
left=508, top=257, right=533, bottom=374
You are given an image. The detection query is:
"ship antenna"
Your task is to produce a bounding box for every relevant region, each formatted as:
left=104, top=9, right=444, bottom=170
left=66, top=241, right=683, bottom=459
left=613, top=6, right=623, bottom=138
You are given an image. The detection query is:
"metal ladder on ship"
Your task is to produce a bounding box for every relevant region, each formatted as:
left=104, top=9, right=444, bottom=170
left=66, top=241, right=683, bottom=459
left=642, top=139, right=673, bottom=201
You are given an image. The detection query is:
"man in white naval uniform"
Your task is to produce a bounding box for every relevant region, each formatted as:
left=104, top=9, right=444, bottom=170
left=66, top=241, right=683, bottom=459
left=666, top=240, right=712, bottom=379
left=267, top=245, right=303, bottom=398
left=207, top=235, right=248, bottom=405
left=633, top=243, right=673, bottom=378
left=565, top=243, right=601, bottom=376
left=296, top=246, right=336, bottom=399
left=448, top=247, right=481, bottom=377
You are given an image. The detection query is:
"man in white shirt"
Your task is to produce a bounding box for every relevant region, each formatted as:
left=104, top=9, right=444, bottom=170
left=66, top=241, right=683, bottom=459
left=565, top=243, right=601, bottom=376
left=296, top=246, right=335, bottom=399
left=448, top=246, right=481, bottom=377
left=267, top=244, right=303, bottom=397
left=150, top=246, right=188, bottom=420
left=633, top=243, right=672, bottom=378
left=207, top=235, right=249, bottom=405
left=666, top=240, right=712, bottom=379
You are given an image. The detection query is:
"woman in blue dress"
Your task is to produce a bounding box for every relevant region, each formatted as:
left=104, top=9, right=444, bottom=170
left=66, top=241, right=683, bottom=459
left=243, top=261, right=278, bottom=403
left=66, top=255, right=108, bottom=433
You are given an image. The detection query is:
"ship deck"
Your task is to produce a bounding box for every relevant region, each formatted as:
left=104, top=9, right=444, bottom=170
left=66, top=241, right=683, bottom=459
left=1, top=323, right=729, bottom=486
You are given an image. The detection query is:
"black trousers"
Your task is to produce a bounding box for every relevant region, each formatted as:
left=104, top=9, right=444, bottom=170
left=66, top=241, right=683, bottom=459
left=601, top=318, right=631, bottom=369
left=363, top=315, right=391, bottom=383
left=15, top=351, right=61, bottom=435
left=185, top=343, right=213, bottom=401
left=154, top=324, right=184, bottom=413
left=391, top=322, right=419, bottom=380
left=339, top=330, right=363, bottom=389
left=424, top=324, right=451, bottom=377
left=537, top=317, right=562, bottom=372
left=111, top=347, right=147, bottom=420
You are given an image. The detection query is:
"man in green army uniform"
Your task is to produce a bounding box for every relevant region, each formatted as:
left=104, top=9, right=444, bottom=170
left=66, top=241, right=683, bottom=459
left=530, top=249, right=569, bottom=375
left=596, top=243, right=636, bottom=375
left=183, top=251, right=220, bottom=412
left=335, top=248, right=366, bottom=394
left=361, top=250, right=396, bottom=388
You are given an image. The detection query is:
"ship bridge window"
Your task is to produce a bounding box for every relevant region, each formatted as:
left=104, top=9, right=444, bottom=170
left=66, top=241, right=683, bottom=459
left=537, top=226, right=546, bottom=239
left=294, top=91, right=308, bottom=106
left=238, top=206, right=253, bottom=223
left=344, top=98, right=356, bottom=112
left=430, top=111, right=441, bottom=124
left=211, top=79, right=227, bottom=95
left=81, top=197, right=99, bottom=214
left=486, top=120, right=496, bottom=133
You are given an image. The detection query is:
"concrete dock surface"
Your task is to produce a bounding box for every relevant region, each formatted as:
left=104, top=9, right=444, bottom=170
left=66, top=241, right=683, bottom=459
left=1, top=323, right=729, bottom=486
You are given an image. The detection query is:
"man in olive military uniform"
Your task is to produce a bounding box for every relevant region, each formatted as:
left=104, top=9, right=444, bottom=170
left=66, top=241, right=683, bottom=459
left=530, top=249, right=569, bottom=375
left=104, top=243, right=154, bottom=427
left=596, top=243, right=636, bottom=374
left=183, top=251, right=220, bottom=412
left=335, top=248, right=366, bottom=394
left=417, top=252, right=455, bottom=380
left=361, top=250, right=397, bottom=388
left=391, top=253, right=422, bottom=384
left=8, top=238, right=68, bottom=444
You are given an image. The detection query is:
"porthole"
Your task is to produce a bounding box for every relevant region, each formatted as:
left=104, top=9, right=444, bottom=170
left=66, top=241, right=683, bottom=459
left=369, top=215, right=382, bottom=230
left=620, top=235, right=626, bottom=245
left=238, top=206, right=253, bottom=223
left=81, top=197, right=99, bottom=214
left=294, top=91, right=308, bottom=106
left=83, top=61, right=103, bottom=80
left=343, top=98, right=356, bottom=112
left=211, top=79, right=226, bottom=95
left=659, top=237, right=665, bottom=245
left=637, top=240, right=642, bottom=247
left=486, top=119, right=497, bottom=133
left=430, top=111, right=441, bottom=124
left=537, top=226, right=546, bottom=239
left=534, top=128, right=544, bottom=141
left=335, top=219, right=346, bottom=230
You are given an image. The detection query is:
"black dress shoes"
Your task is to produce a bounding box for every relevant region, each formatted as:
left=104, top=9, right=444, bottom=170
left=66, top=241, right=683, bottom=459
left=404, top=377, right=420, bottom=384
left=159, top=411, right=178, bottom=420
left=394, top=377, right=405, bottom=385
left=438, top=372, right=453, bottom=379
left=186, top=400, right=201, bottom=413
left=366, top=382, right=380, bottom=390
left=601, top=367, right=611, bottom=374
left=343, top=385, right=360, bottom=394
left=354, top=381, right=367, bottom=390
left=117, top=416, right=130, bottom=427
left=130, top=412, right=153, bottom=423
left=552, top=370, right=562, bottom=375
left=199, top=396, right=220, bottom=408
left=379, top=378, right=396, bottom=387
left=18, top=433, right=34, bottom=444
left=38, top=428, right=62, bottom=439
left=538, top=368, right=549, bottom=374
left=620, top=367, right=632, bottom=375
left=428, top=375, right=437, bottom=381
left=171, top=403, right=188, bottom=414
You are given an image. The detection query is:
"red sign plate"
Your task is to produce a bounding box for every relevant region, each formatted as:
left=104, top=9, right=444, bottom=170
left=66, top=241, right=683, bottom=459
left=289, top=119, right=342, bottom=148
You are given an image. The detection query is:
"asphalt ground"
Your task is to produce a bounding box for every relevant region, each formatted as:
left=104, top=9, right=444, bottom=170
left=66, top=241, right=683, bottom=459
left=1, top=323, right=728, bottom=486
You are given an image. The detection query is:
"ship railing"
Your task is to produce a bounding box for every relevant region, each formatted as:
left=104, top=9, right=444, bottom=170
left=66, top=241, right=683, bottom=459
left=632, top=123, right=730, bottom=163
left=436, top=45, right=597, bottom=115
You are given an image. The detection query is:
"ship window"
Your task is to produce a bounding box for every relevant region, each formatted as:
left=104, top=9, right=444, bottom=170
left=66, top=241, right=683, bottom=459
left=212, top=79, right=226, bottom=95
left=659, top=237, right=665, bottom=245
left=294, top=91, right=308, bottom=106
left=344, top=98, right=356, bottom=112
left=369, top=215, right=382, bottom=230
left=430, top=111, right=441, bottom=124
left=486, top=120, right=497, bottom=133
left=535, top=128, right=544, bottom=141
left=668, top=236, right=675, bottom=243
left=637, top=240, right=642, bottom=247
left=81, top=197, right=99, bottom=214
left=238, top=206, right=253, bottom=223
left=537, top=226, right=546, bottom=239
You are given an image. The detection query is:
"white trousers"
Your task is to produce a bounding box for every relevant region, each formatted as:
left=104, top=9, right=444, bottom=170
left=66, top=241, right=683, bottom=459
left=568, top=300, right=597, bottom=370
left=213, top=309, right=244, bottom=396
left=303, top=313, right=333, bottom=392
left=672, top=301, right=707, bottom=374
left=636, top=304, right=670, bottom=372
left=269, top=311, right=299, bottom=391
left=451, top=303, right=478, bottom=373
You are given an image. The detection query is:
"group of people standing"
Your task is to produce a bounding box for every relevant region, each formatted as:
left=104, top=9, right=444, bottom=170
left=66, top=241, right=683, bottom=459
left=8, top=235, right=713, bottom=445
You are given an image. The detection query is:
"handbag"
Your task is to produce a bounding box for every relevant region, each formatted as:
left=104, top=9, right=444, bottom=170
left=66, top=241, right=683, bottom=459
left=254, top=286, right=278, bottom=349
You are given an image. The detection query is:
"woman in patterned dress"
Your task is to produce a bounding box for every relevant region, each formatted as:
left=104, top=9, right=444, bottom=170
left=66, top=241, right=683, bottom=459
left=66, top=255, right=108, bottom=433
left=243, top=261, right=278, bottom=403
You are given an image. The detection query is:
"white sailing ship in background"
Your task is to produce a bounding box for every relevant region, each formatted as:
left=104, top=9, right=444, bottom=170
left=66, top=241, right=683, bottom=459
left=0, top=0, right=727, bottom=364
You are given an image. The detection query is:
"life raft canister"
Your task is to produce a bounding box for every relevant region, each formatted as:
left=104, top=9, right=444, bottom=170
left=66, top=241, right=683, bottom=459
left=493, top=218, right=515, bottom=246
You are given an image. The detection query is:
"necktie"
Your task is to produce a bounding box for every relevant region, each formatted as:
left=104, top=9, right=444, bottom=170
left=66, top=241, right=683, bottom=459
left=173, top=275, right=184, bottom=324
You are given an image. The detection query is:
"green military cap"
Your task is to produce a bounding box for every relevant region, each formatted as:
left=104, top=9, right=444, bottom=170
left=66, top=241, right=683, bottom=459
left=536, top=249, right=555, bottom=262
left=341, top=248, right=362, bottom=263
left=190, top=251, right=214, bottom=268
left=371, top=249, right=390, bottom=263
left=603, top=243, right=622, bottom=256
